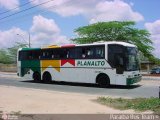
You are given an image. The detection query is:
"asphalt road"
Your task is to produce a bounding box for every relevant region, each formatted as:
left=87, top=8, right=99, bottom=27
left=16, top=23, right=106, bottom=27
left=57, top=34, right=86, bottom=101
left=0, top=72, right=159, bottom=98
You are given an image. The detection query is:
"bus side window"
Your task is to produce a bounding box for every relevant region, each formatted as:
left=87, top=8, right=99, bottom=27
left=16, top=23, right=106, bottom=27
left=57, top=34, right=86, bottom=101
left=18, top=51, right=21, bottom=61
left=32, top=51, right=40, bottom=60
left=59, top=49, right=68, bottom=59
left=68, top=48, right=75, bottom=59
left=76, top=47, right=95, bottom=59
left=27, top=51, right=32, bottom=60
left=95, top=46, right=104, bottom=58
left=75, top=47, right=83, bottom=59
left=47, top=50, right=52, bottom=59
left=84, top=47, right=94, bottom=59
left=86, top=48, right=93, bottom=58
left=40, top=51, right=45, bottom=59
left=82, top=48, right=86, bottom=58
left=52, top=49, right=60, bottom=59
left=23, top=51, right=30, bottom=60
left=19, top=51, right=24, bottom=60
left=51, top=51, right=54, bottom=59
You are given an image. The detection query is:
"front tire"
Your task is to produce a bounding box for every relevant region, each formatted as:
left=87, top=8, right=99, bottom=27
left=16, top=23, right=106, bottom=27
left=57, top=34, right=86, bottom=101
left=96, top=74, right=110, bottom=87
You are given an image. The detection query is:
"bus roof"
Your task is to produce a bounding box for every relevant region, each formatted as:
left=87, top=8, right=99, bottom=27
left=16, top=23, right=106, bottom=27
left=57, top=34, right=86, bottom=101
left=19, top=41, right=136, bottom=51
left=76, top=41, right=136, bottom=47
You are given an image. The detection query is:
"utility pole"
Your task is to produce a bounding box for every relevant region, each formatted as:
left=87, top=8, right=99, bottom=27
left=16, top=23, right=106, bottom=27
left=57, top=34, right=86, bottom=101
left=17, top=32, right=31, bottom=48
left=29, top=32, right=31, bottom=48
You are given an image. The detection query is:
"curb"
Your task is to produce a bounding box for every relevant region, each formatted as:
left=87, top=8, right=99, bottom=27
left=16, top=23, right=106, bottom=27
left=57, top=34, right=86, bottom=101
left=142, top=76, right=160, bottom=81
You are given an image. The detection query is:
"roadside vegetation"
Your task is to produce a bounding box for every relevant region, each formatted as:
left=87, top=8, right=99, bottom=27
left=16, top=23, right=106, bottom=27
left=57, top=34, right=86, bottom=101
left=0, top=42, right=27, bottom=64
left=0, top=42, right=27, bottom=72
left=97, top=97, right=160, bottom=114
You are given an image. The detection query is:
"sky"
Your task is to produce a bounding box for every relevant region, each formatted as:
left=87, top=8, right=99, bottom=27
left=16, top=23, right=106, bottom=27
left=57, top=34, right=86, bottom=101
left=0, top=0, right=160, bottom=58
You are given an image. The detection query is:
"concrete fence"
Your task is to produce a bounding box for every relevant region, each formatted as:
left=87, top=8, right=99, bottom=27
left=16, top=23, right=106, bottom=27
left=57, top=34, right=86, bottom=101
left=0, top=63, right=17, bottom=72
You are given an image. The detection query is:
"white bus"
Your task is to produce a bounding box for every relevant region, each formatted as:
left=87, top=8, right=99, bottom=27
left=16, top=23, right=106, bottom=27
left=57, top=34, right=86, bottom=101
left=17, top=41, right=142, bottom=86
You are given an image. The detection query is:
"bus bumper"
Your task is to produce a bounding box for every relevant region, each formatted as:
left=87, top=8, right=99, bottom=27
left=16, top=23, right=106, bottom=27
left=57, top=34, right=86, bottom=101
left=126, top=76, right=142, bottom=85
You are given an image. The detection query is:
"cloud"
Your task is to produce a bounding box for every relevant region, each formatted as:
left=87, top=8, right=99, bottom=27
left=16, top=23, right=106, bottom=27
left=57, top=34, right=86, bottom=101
left=30, top=0, right=144, bottom=23
left=0, top=0, right=19, bottom=10
left=90, top=0, right=144, bottom=23
left=30, top=15, right=60, bottom=34
left=145, top=20, right=160, bottom=35
left=0, top=15, right=70, bottom=48
left=0, top=27, right=28, bottom=48
left=145, top=20, right=160, bottom=58
left=31, top=33, right=69, bottom=47
left=30, top=0, right=98, bottom=17
left=30, top=15, right=70, bottom=47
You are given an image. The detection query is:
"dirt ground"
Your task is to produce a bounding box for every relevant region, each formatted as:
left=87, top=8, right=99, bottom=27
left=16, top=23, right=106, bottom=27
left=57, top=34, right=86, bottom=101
left=0, top=72, right=158, bottom=114
left=0, top=85, right=152, bottom=114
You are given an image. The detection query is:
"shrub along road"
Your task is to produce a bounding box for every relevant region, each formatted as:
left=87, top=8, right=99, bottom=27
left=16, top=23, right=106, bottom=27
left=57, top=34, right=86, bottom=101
left=0, top=72, right=159, bottom=98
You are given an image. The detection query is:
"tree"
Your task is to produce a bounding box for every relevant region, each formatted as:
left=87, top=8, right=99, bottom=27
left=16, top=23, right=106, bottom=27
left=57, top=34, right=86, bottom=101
left=0, top=49, right=12, bottom=64
left=72, top=21, right=157, bottom=61
left=7, top=42, right=27, bottom=63
left=0, top=42, right=27, bottom=64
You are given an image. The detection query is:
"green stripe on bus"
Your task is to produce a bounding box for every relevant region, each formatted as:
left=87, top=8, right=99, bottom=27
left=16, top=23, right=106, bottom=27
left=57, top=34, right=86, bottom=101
left=21, top=48, right=40, bottom=51
left=21, top=60, right=41, bottom=77
left=126, top=76, right=142, bottom=85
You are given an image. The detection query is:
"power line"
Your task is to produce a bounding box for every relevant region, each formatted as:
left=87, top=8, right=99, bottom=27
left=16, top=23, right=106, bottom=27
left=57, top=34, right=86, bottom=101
left=0, top=4, right=58, bottom=25
left=0, top=0, right=54, bottom=21
left=0, top=0, right=37, bottom=15
left=0, top=6, right=53, bottom=26
left=0, top=0, right=72, bottom=26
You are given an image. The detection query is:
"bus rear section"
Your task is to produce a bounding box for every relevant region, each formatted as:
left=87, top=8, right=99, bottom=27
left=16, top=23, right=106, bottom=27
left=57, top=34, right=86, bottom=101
left=17, top=48, right=41, bottom=81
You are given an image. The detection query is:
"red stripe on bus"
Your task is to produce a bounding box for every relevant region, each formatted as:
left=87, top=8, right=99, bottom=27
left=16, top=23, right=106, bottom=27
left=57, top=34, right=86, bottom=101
left=61, top=59, right=75, bottom=66
left=61, top=44, right=75, bottom=48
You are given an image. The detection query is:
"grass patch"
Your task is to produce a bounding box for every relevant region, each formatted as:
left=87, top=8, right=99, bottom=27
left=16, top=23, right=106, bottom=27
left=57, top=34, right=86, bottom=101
left=97, top=97, right=160, bottom=114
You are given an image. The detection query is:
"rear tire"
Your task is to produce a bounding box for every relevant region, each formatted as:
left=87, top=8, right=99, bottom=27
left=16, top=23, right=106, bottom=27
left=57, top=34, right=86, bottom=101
left=33, top=72, right=41, bottom=82
left=43, top=72, right=52, bottom=83
left=96, top=74, right=110, bottom=87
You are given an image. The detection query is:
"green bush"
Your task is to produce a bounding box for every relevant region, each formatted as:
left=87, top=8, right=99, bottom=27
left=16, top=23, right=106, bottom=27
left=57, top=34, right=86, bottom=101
left=97, top=97, right=160, bottom=114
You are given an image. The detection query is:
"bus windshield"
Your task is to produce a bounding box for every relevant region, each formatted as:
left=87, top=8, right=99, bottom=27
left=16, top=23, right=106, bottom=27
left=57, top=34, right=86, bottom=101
left=125, top=47, right=140, bottom=71
left=108, top=45, right=140, bottom=72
